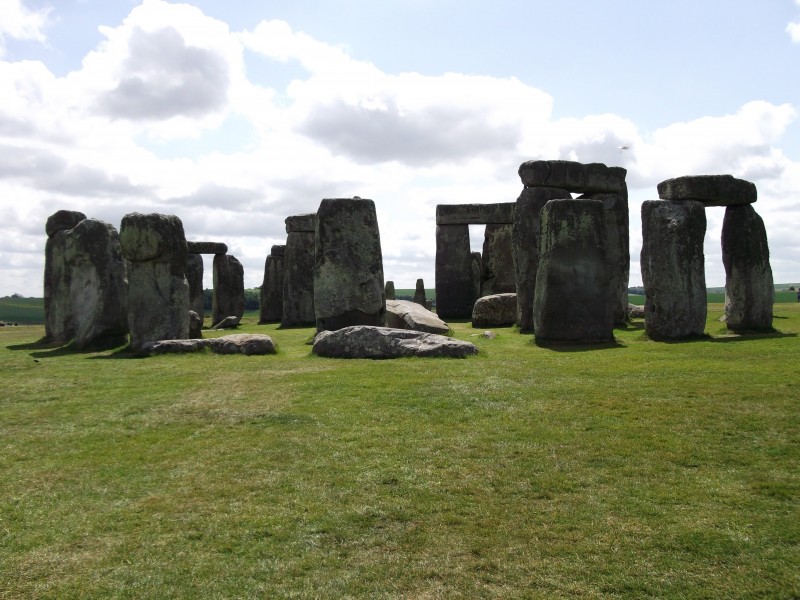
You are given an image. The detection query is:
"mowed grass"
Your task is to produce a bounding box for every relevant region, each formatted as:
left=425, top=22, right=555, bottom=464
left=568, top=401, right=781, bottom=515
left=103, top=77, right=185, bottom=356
left=1, top=305, right=799, bottom=598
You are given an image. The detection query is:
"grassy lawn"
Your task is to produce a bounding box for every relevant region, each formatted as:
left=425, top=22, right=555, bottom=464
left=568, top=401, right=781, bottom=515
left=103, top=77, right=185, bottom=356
left=1, top=304, right=799, bottom=598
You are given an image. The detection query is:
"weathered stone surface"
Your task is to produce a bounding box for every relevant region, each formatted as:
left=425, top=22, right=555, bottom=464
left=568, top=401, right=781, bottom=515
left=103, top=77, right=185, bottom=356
left=533, top=199, right=613, bottom=343
left=45, top=210, right=86, bottom=238
left=282, top=229, right=315, bottom=327
left=259, top=245, right=285, bottom=324
left=187, top=241, right=228, bottom=255
left=472, top=293, right=517, bottom=328
left=518, top=160, right=627, bottom=194
left=212, top=254, right=245, bottom=327
left=285, top=213, right=316, bottom=233
left=385, top=280, right=396, bottom=300
left=44, top=230, right=75, bottom=343
left=657, top=175, right=757, bottom=206
left=63, top=219, right=128, bottom=349
left=480, top=224, right=516, bottom=296
left=435, top=225, right=474, bottom=319
left=188, top=310, right=202, bottom=339
left=185, top=254, right=205, bottom=324
left=386, top=299, right=449, bottom=334
left=436, top=203, right=515, bottom=225
left=314, top=198, right=385, bottom=331
left=511, top=186, right=571, bottom=332
left=413, top=278, right=426, bottom=306
left=44, top=210, right=87, bottom=342
left=209, top=315, right=239, bottom=330
left=120, top=213, right=190, bottom=354
left=145, top=333, right=276, bottom=356
left=209, top=333, right=277, bottom=355
left=579, top=191, right=630, bottom=326
left=722, top=204, right=774, bottom=331
left=640, top=200, right=707, bottom=339
left=471, top=252, right=482, bottom=303
left=627, top=303, right=645, bottom=319
left=312, top=326, right=478, bottom=359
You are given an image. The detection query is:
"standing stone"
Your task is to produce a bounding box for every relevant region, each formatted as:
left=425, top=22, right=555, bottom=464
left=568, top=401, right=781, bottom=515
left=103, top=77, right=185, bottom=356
left=640, top=201, right=707, bottom=340
left=314, top=197, right=386, bottom=332
left=480, top=223, right=516, bottom=296
left=533, top=199, right=613, bottom=343
left=511, top=186, right=570, bottom=332
left=259, top=245, right=285, bottom=324
left=435, top=225, right=474, bottom=319
left=722, top=204, right=774, bottom=331
left=44, top=210, right=86, bottom=343
left=63, top=219, right=128, bottom=349
left=120, top=213, right=190, bottom=354
left=212, top=254, right=245, bottom=327
left=282, top=215, right=316, bottom=327
left=385, top=280, right=396, bottom=300
left=185, top=254, right=205, bottom=325
left=579, top=191, right=630, bottom=326
left=413, top=278, right=427, bottom=306
left=471, top=252, right=482, bottom=304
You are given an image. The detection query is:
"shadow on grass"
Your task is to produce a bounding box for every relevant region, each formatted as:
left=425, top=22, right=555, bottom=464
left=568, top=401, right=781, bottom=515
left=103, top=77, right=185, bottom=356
left=709, top=331, right=797, bottom=343
left=532, top=338, right=626, bottom=352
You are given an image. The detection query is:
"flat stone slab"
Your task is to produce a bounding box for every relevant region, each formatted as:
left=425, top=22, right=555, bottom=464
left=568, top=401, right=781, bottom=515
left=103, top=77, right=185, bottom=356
left=145, top=334, right=277, bottom=356
left=518, top=160, right=627, bottom=194
left=436, top=203, right=515, bottom=225
left=472, top=293, right=517, bottom=327
left=657, top=175, right=756, bottom=206
left=312, top=326, right=478, bottom=359
left=386, top=299, right=449, bottom=334
left=285, top=214, right=317, bottom=233
left=187, top=241, right=228, bottom=254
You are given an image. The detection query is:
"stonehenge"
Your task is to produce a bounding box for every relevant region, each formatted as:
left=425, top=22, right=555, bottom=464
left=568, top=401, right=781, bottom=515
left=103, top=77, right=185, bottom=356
left=40, top=162, right=775, bottom=354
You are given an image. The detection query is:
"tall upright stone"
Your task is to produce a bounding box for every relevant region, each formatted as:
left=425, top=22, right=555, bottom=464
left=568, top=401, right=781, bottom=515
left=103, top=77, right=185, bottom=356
left=385, top=280, right=396, bottom=300
left=722, top=204, right=774, bottom=331
left=63, top=219, right=128, bottom=349
left=282, top=214, right=316, bottom=327
left=212, top=254, right=245, bottom=326
left=435, top=225, right=474, bottom=319
left=44, top=210, right=86, bottom=343
left=511, top=187, right=570, bottom=332
left=640, top=201, right=707, bottom=339
left=480, top=223, right=515, bottom=297
left=533, top=199, right=613, bottom=343
left=185, top=254, right=205, bottom=325
left=120, top=213, right=189, bottom=353
left=314, top=197, right=386, bottom=331
left=579, top=191, right=630, bottom=326
left=413, top=278, right=427, bottom=306
left=259, top=245, right=285, bottom=324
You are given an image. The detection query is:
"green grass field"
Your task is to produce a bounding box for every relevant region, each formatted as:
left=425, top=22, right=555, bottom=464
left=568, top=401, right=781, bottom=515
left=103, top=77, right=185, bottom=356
left=1, top=303, right=798, bottom=598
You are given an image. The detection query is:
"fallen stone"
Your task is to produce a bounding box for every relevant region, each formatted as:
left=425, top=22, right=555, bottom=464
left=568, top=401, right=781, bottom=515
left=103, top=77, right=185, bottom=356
left=386, top=299, right=449, bottom=334
left=627, top=303, right=645, bottom=319
left=210, top=315, right=239, bottom=330
left=518, top=160, right=627, bottom=194
left=472, top=293, right=517, bottom=327
left=657, top=174, right=756, bottom=206
left=145, top=333, right=276, bottom=355
left=312, top=326, right=478, bottom=359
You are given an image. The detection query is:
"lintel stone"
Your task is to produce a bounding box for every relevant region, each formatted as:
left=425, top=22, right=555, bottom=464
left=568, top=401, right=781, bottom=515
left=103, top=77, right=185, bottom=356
left=187, top=241, right=228, bottom=255
left=518, top=160, right=626, bottom=194
left=435, top=203, right=515, bottom=225
left=285, top=214, right=316, bottom=233
left=656, top=175, right=757, bottom=206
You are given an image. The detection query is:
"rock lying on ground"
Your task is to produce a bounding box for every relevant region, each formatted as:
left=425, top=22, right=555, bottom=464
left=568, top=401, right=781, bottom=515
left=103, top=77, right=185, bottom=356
left=627, top=303, right=645, bottom=319
left=144, top=333, right=276, bottom=356
left=312, top=325, right=478, bottom=359
left=210, top=315, right=240, bottom=330
left=472, top=293, right=517, bottom=328
left=385, top=299, right=449, bottom=334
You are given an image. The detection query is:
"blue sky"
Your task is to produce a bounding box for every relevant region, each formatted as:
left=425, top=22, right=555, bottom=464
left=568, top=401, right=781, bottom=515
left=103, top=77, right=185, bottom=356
left=1, top=0, right=799, bottom=296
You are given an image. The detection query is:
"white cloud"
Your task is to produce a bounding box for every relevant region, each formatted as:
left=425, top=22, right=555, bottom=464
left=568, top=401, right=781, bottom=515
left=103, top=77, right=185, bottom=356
left=0, top=0, right=50, bottom=57
left=0, top=5, right=799, bottom=297
left=788, top=0, right=800, bottom=42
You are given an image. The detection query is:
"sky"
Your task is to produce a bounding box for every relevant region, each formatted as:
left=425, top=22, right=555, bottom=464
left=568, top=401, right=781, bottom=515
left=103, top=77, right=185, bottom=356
left=1, top=0, right=799, bottom=297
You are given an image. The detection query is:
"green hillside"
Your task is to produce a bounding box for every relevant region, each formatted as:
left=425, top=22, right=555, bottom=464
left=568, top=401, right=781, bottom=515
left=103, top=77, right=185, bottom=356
left=0, top=296, right=45, bottom=324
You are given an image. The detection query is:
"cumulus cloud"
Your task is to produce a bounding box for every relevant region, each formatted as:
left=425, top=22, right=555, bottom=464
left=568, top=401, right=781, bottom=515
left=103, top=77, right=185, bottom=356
left=788, top=0, right=800, bottom=42
left=0, top=0, right=50, bottom=56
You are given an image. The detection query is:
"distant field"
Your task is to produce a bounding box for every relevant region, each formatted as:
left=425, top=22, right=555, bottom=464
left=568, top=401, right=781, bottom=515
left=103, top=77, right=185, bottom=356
left=0, top=296, right=45, bottom=324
